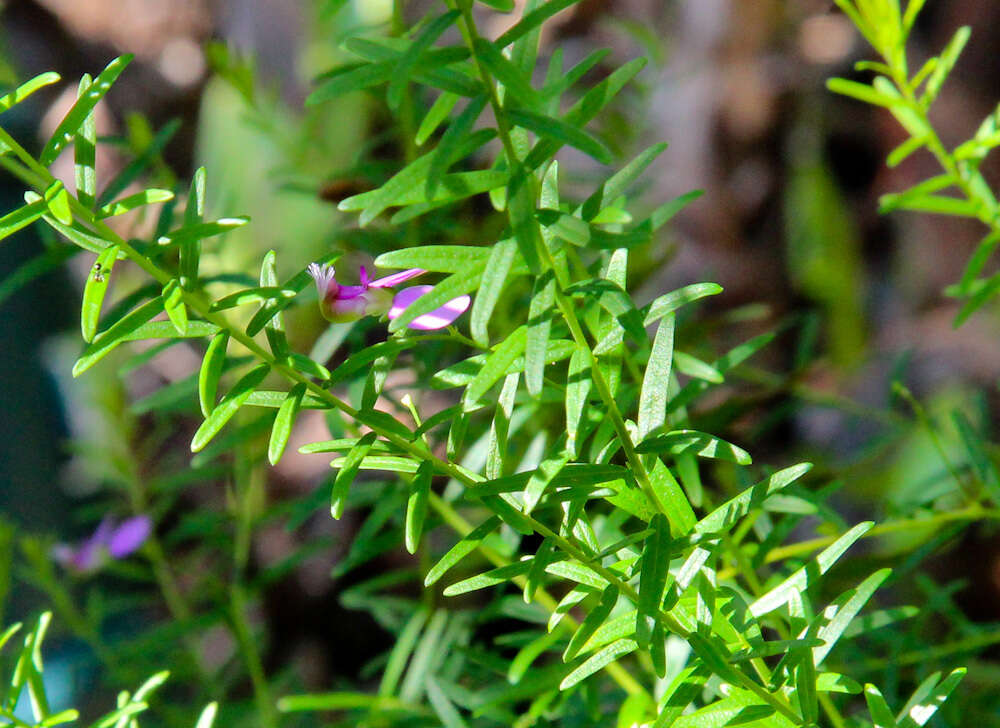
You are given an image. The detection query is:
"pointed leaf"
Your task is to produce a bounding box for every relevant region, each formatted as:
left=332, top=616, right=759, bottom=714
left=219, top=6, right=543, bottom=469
left=330, top=432, right=377, bottom=519
left=190, top=364, right=270, bottom=452
left=425, top=516, right=501, bottom=586
left=405, top=461, right=433, bottom=553
left=73, top=296, right=163, bottom=376
left=749, top=521, right=874, bottom=617
left=638, top=314, right=674, bottom=439
left=41, top=55, right=133, bottom=166
left=80, top=244, right=120, bottom=342
left=268, top=383, right=305, bottom=465
left=560, top=638, right=637, bottom=690
left=199, top=331, right=229, bottom=416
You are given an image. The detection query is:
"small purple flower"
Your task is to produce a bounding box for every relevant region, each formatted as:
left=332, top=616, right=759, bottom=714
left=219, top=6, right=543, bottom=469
left=53, top=515, right=152, bottom=573
left=307, top=263, right=470, bottom=330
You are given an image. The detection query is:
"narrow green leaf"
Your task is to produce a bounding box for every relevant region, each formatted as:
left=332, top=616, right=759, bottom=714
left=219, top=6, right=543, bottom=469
left=343, top=169, right=507, bottom=223
left=425, top=516, right=501, bottom=586
left=190, top=363, right=270, bottom=452
left=0, top=71, right=60, bottom=113
left=564, top=586, right=619, bottom=661
left=330, top=432, right=377, bottom=519
left=331, top=454, right=419, bottom=474
left=286, top=352, right=331, bottom=381
left=258, top=250, right=287, bottom=357
left=156, top=217, right=249, bottom=246
left=80, top=244, right=120, bottom=342
left=416, top=91, right=459, bottom=145
left=198, top=332, right=229, bottom=416
left=509, top=629, right=561, bottom=683
left=312, top=47, right=475, bottom=105
left=375, top=245, right=493, bottom=273
left=509, top=108, right=612, bottom=164
left=887, top=133, right=928, bottom=167
left=470, top=238, right=516, bottom=346
left=97, top=189, right=174, bottom=218
left=641, top=280, right=721, bottom=328
left=443, top=560, right=533, bottom=596
left=115, top=320, right=216, bottom=342
left=278, top=692, right=416, bottom=713
left=813, top=568, right=891, bottom=665
left=898, top=667, right=965, bottom=727
left=428, top=94, right=489, bottom=199
left=525, top=58, right=647, bottom=171
left=74, top=74, right=96, bottom=209
left=636, top=513, right=671, bottom=646
left=73, top=296, right=163, bottom=376
left=466, top=463, right=629, bottom=497
left=560, top=638, right=637, bottom=690
left=648, top=459, right=697, bottom=536
left=749, top=521, right=874, bottom=617
left=524, top=536, right=556, bottom=603
left=672, top=352, right=722, bottom=383
left=209, top=286, right=297, bottom=311
left=545, top=560, right=608, bottom=590
left=388, top=10, right=461, bottom=110
left=816, top=673, right=861, bottom=694
left=638, top=314, right=674, bottom=439
left=566, top=346, right=591, bottom=454
left=98, top=118, right=182, bottom=208
left=463, top=325, right=528, bottom=410
left=300, top=438, right=395, bottom=454
left=695, top=463, right=812, bottom=535
left=581, top=142, right=668, bottom=220
left=667, top=330, right=777, bottom=415
left=496, top=0, right=579, bottom=48
left=405, top=461, right=433, bottom=554
left=729, top=638, right=824, bottom=662
left=472, top=38, right=541, bottom=108
left=194, top=703, right=218, bottom=728
left=268, top=383, right=305, bottom=465
left=865, top=684, right=900, bottom=728
left=956, top=230, right=1000, bottom=295
left=43, top=180, right=72, bottom=225
left=162, top=279, right=188, bottom=335
left=342, top=38, right=481, bottom=98
left=0, top=199, right=46, bottom=243
left=648, top=190, right=703, bottom=231
left=523, top=449, right=572, bottom=514
left=525, top=271, right=555, bottom=396
left=636, top=430, right=751, bottom=464
left=922, top=26, right=971, bottom=107
left=652, top=666, right=710, bottom=728
left=425, top=675, right=468, bottom=728
left=827, top=77, right=899, bottom=108
left=41, top=55, right=133, bottom=166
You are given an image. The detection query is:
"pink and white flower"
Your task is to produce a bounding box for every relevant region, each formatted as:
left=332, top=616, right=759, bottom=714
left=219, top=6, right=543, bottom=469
left=307, top=263, right=470, bottom=330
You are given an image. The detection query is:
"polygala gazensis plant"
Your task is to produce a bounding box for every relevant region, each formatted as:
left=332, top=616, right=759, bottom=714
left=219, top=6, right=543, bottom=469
left=0, top=0, right=989, bottom=727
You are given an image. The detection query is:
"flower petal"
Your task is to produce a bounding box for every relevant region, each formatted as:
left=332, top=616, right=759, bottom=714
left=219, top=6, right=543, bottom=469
left=389, top=285, right=471, bottom=330
left=336, top=284, right=367, bottom=300
left=107, top=516, right=152, bottom=558
left=369, top=268, right=426, bottom=289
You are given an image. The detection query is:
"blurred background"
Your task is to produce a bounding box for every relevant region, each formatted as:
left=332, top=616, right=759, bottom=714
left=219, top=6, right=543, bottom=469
left=3, top=0, right=1000, bottom=723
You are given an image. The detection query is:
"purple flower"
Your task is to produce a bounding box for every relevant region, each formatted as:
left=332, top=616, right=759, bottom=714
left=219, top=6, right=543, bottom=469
left=307, top=263, right=470, bottom=330
left=53, top=515, right=152, bottom=573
